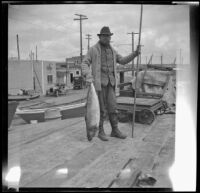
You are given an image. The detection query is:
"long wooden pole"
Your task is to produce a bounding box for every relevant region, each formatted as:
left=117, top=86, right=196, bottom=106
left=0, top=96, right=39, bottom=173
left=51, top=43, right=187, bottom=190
left=132, top=4, right=143, bottom=138
left=16, top=34, right=20, bottom=60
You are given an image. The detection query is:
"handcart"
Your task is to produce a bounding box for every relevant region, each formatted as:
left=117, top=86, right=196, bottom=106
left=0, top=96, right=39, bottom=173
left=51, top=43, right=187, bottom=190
left=117, top=65, right=171, bottom=124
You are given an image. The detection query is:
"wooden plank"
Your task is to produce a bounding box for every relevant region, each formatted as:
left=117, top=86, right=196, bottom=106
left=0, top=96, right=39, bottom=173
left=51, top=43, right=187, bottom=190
left=108, top=158, right=142, bottom=188
left=9, top=119, right=143, bottom=187
left=59, top=119, right=159, bottom=188
left=9, top=117, right=83, bottom=149
left=149, top=131, right=175, bottom=188
left=147, top=64, right=174, bottom=71
left=14, top=120, right=154, bottom=187
left=60, top=137, right=141, bottom=188
left=136, top=92, right=162, bottom=98
left=109, top=114, right=175, bottom=188
left=8, top=118, right=92, bottom=186
left=119, top=90, right=162, bottom=99
left=9, top=118, right=86, bottom=158
left=143, top=79, right=166, bottom=87
left=117, top=97, right=160, bottom=106
left=24, top=142, right=106, bottom=187
left=8, top=113, right=174, bottom=188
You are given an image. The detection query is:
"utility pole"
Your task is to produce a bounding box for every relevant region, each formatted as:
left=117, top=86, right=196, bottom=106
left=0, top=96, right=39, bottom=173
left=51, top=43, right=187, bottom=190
left=85, top=34, right=92, bottom=51
left=148, top=54, right=153, bottom=64
left=16, top=34, right=20, bottom=60
left=173, top=57, right=176, bottom=65
left=74, top=14, right=88, bottom=64
left=180, top=48, right=182, bottom=65
left=127, top=32, right=139, bottom=75
left=36, top=45, right=37, bottom=61
left=32, top=52, right=34, bottom=61
left=161, top=54, right=163, bottom=65
left=29, top=52, right=32, bottom=61
left=29, top=50, right=34, bottom=61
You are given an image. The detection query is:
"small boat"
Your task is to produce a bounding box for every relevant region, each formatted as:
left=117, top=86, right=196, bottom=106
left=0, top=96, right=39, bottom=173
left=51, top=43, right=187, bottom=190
left=8, top=93, right=40, bottom=101
left=15, top=108, right=46, bottom=123
left=59, top=103, right=86, bottom=119
left=8, top=101, right=19, bottom=128
left=15, top=102, right=86, bottom=124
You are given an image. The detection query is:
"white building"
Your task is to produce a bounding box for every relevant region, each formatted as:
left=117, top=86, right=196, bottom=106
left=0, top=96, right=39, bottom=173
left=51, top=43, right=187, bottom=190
left=8, top=59, right=57, bottom=95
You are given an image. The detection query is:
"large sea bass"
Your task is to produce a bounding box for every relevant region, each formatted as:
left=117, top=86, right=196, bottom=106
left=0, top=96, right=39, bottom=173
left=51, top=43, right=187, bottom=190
left=85, top=82, right=100, bottom=141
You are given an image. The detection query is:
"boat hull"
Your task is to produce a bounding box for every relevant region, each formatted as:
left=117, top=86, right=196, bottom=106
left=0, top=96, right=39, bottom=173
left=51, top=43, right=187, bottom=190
left=16, top=103, right=86, bottom=124
left=60, top=103, right=86, bottom=120
left=19, top=112, right=45, bottom=124
left=8, top=94, right=40, bottom=101
left=8, top=101, right=19, bottom=128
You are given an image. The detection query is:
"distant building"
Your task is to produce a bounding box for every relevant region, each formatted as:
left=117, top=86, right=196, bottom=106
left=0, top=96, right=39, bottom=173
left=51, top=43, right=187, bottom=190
left=8, top=59, right=57, bottom=95
left=8, top=60, right=34, bottom=95
left=10, top=53, right=150, bottom=95
left=66, top=55, right=84, bottom=65
left=56, top=61, right=81, bottom=89
left=36, top=60, right=57, bottom=94
left=8, top=57, right=84, bottom=95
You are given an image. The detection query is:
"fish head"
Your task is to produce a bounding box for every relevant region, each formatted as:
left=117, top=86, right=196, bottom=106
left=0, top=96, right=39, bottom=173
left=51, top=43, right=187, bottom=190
left=87, top=133, right=93, bottom=141
left=86, top=126, right=99, bottom=141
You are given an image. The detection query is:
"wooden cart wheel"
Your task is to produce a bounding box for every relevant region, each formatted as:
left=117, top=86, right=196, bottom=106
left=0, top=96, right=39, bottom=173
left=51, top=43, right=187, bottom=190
left=138, top=109, right=155, bottom=125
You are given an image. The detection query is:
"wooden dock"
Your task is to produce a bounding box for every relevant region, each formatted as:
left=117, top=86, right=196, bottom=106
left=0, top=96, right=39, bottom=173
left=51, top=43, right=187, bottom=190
left=8, top=114, right=175, bottom=188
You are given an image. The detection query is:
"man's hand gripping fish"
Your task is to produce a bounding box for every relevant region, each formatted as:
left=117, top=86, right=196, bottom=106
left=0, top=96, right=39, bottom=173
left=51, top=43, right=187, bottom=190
left=85, top=82, right=100, bottom=141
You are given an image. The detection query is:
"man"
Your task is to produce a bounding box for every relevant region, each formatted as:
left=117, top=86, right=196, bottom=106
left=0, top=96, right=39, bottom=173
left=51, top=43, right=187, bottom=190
left=82, top=26, right=140, bottom=141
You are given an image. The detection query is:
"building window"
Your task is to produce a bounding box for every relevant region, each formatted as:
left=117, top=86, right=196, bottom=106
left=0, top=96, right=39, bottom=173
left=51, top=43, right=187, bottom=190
left=47, top=75, right=53, bottom=84
left=76, top=71, right=79, bottom=75
left=70, top=73, right=73, bottom=83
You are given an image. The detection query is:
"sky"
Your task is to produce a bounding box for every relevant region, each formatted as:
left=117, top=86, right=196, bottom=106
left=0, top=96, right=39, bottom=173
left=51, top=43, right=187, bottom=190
left=8, top=3, right=190, bottom=64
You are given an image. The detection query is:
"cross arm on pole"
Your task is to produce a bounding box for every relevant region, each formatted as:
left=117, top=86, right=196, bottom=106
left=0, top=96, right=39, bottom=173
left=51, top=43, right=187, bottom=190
left=75, top=14, right=87, bottom=17
left=74, top=18, right=88, bottom=20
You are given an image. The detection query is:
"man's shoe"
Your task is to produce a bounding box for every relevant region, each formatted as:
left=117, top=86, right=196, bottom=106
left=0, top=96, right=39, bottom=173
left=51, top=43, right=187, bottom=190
left=98, top=123, right=109, bottom=141
left=98, top=133, right=109, bottom=141
left=110, top=128, right=127, bottom=139
left=98, top=131, right=109, bottom=141
left=109, top=113, right=127, bottom=139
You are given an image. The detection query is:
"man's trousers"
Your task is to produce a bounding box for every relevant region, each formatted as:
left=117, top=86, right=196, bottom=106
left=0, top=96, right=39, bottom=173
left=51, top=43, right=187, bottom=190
left=97, top=82, right=117, bottom=120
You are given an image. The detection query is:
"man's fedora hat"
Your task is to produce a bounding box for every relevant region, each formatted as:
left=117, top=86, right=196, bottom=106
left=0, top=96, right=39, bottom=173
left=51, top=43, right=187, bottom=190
left=97, top=26, right=113, bottom=36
